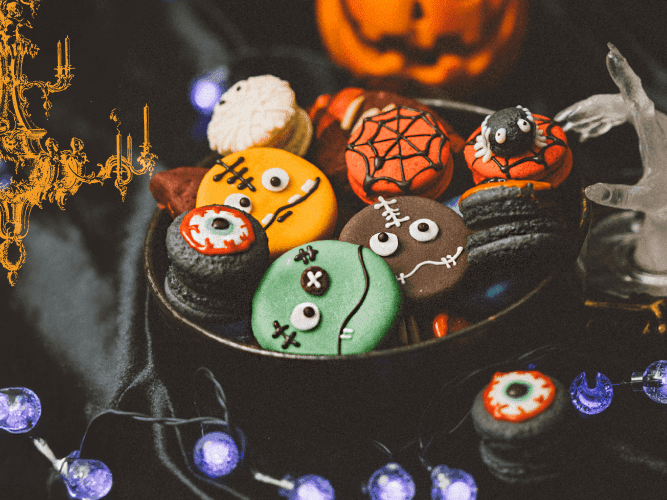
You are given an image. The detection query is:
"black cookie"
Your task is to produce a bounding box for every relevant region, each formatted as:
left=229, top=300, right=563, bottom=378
left=471, top=371, right=573, bottom=483
left=164, top=205, right=269, bottom=326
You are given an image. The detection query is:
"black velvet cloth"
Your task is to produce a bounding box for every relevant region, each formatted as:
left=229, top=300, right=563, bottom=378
left=1, top=1, right=667, bottom=499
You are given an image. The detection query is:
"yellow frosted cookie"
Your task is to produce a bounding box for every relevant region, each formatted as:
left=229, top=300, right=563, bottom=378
left=196, top=148, right=338, bottom=259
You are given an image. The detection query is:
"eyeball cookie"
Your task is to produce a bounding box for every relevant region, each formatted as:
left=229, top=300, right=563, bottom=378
left=339, top=196, right=469, bottom=303
left=196, top=148, right=338, bottom=259
left=165, top=205, right=269, bottom=328
left=465, top=106, right=572, bottom=187
left=471, top=371, right=572, bottom=483
left=252, top=240, right=402, bottom=355
left=207, top=75, right=312, bottom=157
left=346, top=106, right=455, bottom=204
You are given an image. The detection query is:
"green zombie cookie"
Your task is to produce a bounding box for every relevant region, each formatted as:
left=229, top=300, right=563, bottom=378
left=252, top=240, right=402, bottom=355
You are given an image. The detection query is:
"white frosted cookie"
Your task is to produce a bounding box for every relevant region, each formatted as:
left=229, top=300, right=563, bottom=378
left=207, top=75, right=312, bottom=157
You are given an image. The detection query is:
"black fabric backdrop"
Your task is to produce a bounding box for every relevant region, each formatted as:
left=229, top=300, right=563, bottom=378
left=1, top=0, right=667, bottom=498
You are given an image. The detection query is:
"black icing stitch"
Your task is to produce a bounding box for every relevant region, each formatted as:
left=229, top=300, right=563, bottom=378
left=263, top=177, right=321, bottom=230
left=272, top=320, right=300, bottom=349
left=338, top=245, right=370, bottom=355
left=346, top=106, right=449, bottom=196
left=212, top=156, right=256, bottom=191
left=294, top=245, right=318, bottom=265
left=466, top=117, right=566, bottom=179
left=277, top=211, right=293, bottom=223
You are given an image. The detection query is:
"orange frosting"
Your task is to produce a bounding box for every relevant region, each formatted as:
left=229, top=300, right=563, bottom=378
left=464, top=115, right=572, bottom=188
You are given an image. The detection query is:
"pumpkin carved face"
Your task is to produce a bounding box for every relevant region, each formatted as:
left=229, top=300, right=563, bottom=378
left=315, top=0, right=529, bottom=95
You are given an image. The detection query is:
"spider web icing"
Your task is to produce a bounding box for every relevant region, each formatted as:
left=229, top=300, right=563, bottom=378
left=347, top=106, right=449, bottom=196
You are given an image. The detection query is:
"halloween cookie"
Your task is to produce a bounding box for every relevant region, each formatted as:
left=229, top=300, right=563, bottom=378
left=165, top=205, right=269, bottom=335
left=339, top=195, right=469, bottom=304
left=464, top=106, right=572, bottom=187
left=252, top=240, right=402, bottom=355
left=196, top=148, right=338, bottom=259
left=458, top=180, right=566, bottom=270
left=308, top=89, right=464, bottom=199
left=207, top=75, right=312, bottom=157
left=471, top=371, right=572, bottom=483
left=346, top=106, right=456, bottom=204
left=150, top=166, right=209, bottom=219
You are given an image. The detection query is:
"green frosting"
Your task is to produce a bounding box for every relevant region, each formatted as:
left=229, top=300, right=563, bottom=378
left=252, top=240, right=402, bottom=355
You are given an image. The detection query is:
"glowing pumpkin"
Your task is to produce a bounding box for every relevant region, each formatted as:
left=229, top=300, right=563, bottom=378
left=315, top=0, right=529, bottom=96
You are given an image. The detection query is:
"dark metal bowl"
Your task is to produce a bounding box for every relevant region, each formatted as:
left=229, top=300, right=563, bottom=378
left=143, top=183, right=589, bottom=447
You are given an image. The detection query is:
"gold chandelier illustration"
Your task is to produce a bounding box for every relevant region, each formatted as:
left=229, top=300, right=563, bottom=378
left=0, top=0, right=156, bottom=285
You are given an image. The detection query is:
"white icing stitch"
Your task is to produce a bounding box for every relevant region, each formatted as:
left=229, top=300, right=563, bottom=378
left=396, top=247, right=464, bottom=284
left=288, top=194, right=302, bottom=204
left=306, top=270, right=322, bottom=288
left=340, top=95, right=365, bottom=131
left=301, top=179, right=316, bottom=193
left=340, top=328, right=354, bottom=339
left=374, top=196, right=410, bottom=228
left=261, top=213, right=274, bottom=226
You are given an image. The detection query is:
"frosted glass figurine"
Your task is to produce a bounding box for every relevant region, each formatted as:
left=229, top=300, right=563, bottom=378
left=556, top=43, right=667, bottom=297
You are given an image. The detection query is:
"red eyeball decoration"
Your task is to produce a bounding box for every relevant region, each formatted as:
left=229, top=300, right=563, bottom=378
left=180, top=205, right=255, bottom=255
left=483, top=371, right=556, bottom=422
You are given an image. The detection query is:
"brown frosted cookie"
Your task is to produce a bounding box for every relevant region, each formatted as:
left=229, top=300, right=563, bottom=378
left=339, top=195, right=469, bottom=303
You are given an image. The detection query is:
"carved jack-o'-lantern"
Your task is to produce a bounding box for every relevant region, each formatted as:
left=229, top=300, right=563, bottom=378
left=315, top=0, right=529, bottom=95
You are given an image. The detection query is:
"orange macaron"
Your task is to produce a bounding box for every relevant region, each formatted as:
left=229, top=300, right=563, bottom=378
left=464, top=107, right=572, bottom=188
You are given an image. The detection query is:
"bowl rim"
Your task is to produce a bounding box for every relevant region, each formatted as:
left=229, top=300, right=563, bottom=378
left=144, top=188, right=589, bottom=362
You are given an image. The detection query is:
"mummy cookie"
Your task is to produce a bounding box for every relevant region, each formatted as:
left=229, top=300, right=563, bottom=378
left=207, top=75, right=312, bottom=157
left=346, top=106, right=455, bottom=204
left=165, top=205, right=269, bottom=329
left=196, top=148, right=338, bottom=259
left=471, top=371, right=572, bottom=483
left=465, top=106, right=572, bottom=187
left=252, top=240, right=402, bottom=355
left=339, top=196, right=469, bottom=303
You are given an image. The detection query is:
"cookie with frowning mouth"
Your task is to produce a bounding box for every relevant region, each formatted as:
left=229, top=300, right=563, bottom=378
left=339, top=195, right=469, bottom=304
left=196, top=148, right=337, bottom=259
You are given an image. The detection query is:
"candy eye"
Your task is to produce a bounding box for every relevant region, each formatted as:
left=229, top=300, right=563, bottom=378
left=224, top=193, right=253, bottom=213
left=409, top=219, right=439, bottom=242
left=180, top=206, right=254, bottom=255
left=261, top=168, right=290, bottom=192
left=483, top=371, right=556, bottom=422
left=290, top=302, right=320, bottom=331
left=369, top=232, right=399, bottom=256
left=495, top=128, right=506, bottom=144
left=517, top=118, right=531, bottom=133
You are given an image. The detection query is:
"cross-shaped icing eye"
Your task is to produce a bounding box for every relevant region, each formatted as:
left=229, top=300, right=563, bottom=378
left=517, top=118, right=531, bottom=133
left=261, top=167, right=290, bottom=192
left=495, top=128, right=507, bottom=144
left=369, top=232, right=399, bottom=256
left=301, top=266, right=330, bottom=295
left=224, top=193, right=253, bottom=213
left=307, top=271, right=322, bottom=287
left=409, top=219, right=439, bottom=242
left=290, top=302, right=320, bottom=331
